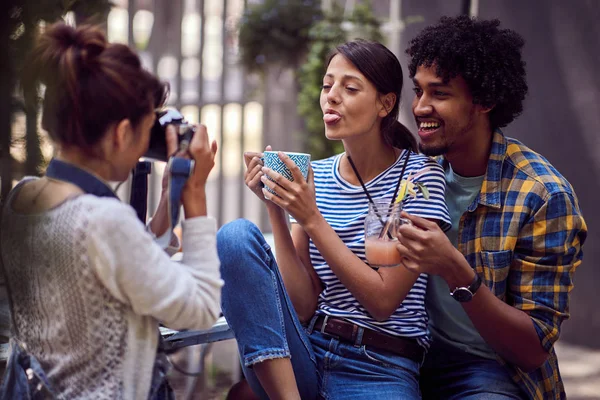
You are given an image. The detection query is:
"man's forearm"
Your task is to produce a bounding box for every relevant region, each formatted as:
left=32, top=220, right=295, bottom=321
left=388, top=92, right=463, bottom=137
left=463, top=285, right=549, bottom=371
left=445, top=249, right=549, bottom=372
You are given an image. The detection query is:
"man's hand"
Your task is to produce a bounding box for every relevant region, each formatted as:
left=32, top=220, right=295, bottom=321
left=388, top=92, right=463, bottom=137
left=396, top=211, right=474, bottom=288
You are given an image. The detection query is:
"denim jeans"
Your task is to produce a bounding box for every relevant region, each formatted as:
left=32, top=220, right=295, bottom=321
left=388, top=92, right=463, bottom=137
left=217, top=219, right=421, bottom=400
left=0, top=340, right=56, bottom=400
left=420, top=342, right=526, bottom=399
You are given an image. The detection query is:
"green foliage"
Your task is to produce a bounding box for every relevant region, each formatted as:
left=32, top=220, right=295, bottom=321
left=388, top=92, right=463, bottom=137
left=297, top=1, right=382, bottom=160
left=346, top=1, right=383, bottom=43
left=238, top=0, right=322, bottom=73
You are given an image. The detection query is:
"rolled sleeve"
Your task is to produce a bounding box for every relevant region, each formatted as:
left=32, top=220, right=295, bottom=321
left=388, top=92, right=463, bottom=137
left=508, top=191, right=587, bottom=351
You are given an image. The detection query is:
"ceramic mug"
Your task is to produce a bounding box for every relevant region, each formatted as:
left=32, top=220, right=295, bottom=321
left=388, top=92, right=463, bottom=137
left=262, top=151, right=311, bottom=195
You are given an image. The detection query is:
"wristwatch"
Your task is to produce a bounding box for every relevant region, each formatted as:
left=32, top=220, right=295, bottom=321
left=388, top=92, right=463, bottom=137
left=450, top=272, right=482, bottom=302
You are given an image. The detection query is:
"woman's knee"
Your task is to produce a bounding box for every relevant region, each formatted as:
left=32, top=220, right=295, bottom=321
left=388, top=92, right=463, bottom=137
left=217, top=219, right=267, bottom=273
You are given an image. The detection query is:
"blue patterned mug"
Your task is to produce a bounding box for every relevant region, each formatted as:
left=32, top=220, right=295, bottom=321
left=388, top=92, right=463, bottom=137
left=262, top=151, right=311, bottom=195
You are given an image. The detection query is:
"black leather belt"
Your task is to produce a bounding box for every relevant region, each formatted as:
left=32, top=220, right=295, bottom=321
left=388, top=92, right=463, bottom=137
left=314, top=315, right=424, bottom=363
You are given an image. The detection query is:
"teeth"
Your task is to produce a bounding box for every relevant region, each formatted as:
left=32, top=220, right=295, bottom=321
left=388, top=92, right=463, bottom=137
left=420, top=121, right=440, bottom=129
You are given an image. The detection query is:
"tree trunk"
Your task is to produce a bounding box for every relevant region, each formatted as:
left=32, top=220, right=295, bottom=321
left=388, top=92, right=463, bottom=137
left=22, top=22, right=43, bottom=177
left=0, top=5, right=15, bottom=201
left=23, top=83, right=41, bottom=176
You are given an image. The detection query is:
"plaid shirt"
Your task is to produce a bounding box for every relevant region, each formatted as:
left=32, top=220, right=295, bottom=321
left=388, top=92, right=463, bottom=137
left=440, top=130, right=587, bottom=400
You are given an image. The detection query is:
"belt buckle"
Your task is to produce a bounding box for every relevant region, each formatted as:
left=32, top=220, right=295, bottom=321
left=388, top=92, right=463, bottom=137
left=319, top=315, right=339, bottom=340
left=320, top=315, right=329, bottom=335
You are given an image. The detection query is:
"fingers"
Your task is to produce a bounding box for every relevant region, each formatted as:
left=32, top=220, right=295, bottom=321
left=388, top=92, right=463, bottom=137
left=245, top=163, right=263, bottom=188
left=395, top=240, right=411, bottom=258
left=400, top=211, right=437, bottom=230
left=278, top=152, right=306, bottom=183
left=261, top=184, right=285, bottom=207
left=395, top=242, right=421, bottom=274
left=191, top=124, right=209, bottom=147
left=165, top=125, right=178, bottom=157
left=185, top=124, right=209, bottom=159
left=397, top=222, right=426, bottom=242
left=400, top=257, right=421, bottom=274
left=261, top=187, right=277, bottom=204
left=243, top=154, right=264, bottom=190
left=244, top=151, right=263, bottom=168
left=307, top=166, right=315, bottom=191
left=261, top=166, right=292, bottom=191
left=260, top=174, right=281, bottom=197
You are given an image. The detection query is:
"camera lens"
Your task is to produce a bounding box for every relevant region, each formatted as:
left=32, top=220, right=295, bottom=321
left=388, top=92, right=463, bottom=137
left=143, top=108, right=189, bottom=162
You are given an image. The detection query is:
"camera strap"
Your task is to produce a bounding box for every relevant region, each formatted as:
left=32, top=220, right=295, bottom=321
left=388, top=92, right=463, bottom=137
left=166, top=157, right=195, bottom=233
left=130, top=161, right=152, bottom=223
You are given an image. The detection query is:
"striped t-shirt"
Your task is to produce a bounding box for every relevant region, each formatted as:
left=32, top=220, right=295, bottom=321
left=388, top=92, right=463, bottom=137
left=291, top=150, right=451, bottom=348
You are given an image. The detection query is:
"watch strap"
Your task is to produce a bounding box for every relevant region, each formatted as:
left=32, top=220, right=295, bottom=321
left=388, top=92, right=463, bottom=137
left=450, top=272, right=482, bottom=301
left=467, top=271, right=482, bottom=295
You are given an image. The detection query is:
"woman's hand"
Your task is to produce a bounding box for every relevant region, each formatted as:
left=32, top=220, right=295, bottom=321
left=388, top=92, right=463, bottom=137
left=243, top=145, right=271, bottom=202
left=260, top=152, right=320, bottom=227
left=180, top=124, right=218, bottom=216
left=150, top=125, right=185, bottom=235
left=151, top=124, right=217, bottom=231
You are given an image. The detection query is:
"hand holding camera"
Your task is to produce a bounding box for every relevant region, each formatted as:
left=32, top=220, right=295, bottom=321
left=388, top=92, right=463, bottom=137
left=148, top=108, right=217, bottom=219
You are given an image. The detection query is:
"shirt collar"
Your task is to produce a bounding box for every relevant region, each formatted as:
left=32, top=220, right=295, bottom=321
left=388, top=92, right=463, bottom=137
left=45, top=158, right=118, bottom=199
left=438, top=129, right=507, bottom=211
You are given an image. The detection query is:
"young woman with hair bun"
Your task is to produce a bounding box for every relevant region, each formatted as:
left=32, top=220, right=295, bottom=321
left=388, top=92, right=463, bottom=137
left=0, top=22, right=222, bottom=399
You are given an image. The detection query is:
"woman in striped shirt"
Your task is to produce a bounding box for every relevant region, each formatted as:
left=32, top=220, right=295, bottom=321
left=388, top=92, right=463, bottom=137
left=217, top=39, right=451, bottom=400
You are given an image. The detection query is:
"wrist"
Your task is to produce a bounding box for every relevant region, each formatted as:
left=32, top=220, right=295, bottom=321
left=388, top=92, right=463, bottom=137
left=149, top=196, right=169, bottom=236
left=182, top=190, right=208, bottom=218
left=301, top=213, right=326, bottom=237
left=442, top=248, right=476, bottom=289
left=149, top=215, right=169, bottom=237
left=265, top=200, right=285, bottom=215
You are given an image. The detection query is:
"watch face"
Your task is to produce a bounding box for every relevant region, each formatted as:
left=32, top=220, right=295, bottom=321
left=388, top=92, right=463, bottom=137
left=451, top=288, right=473, bottom=302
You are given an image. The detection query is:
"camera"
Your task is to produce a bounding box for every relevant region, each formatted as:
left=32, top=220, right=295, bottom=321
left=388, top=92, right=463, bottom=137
left=144, top=108, right=196, bottom=162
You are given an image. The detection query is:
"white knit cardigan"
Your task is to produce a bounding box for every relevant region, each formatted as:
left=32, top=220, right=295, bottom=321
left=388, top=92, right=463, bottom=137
left=0, top=180, right=223, bottom=399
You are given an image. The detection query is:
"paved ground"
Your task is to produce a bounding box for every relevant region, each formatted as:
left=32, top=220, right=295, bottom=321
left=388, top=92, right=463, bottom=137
left=555, top=341, right=600, bottom=399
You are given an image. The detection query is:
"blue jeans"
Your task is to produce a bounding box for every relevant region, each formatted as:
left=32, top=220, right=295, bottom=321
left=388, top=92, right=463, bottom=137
left=217, top=219, right=421, bottom=400
left=0, top=340, right=56, bottom=399
left=420, top=342, right=526, bottom=399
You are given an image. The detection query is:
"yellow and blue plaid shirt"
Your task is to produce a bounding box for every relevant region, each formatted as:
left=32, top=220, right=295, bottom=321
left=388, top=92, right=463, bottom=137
left=440, top=130, right=587, bottom=400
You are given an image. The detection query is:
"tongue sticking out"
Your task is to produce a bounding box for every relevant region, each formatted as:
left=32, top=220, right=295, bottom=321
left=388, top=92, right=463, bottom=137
left=323, top=113, right=341, bottom=124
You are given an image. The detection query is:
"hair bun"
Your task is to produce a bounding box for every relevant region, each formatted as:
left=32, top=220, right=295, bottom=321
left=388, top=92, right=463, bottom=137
left=73, top=26, right=107, bottom=66
left=48, top=23, right=107, bottom=66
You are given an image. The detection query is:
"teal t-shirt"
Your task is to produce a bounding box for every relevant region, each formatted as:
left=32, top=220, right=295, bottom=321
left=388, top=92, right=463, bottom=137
left=426, top=163, right=496, bottom=359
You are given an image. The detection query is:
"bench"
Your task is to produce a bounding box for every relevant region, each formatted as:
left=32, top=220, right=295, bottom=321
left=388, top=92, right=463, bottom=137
left=156, top=232, right=274, bottom=394
left=162, top=232, right=275, bottom=351
left=160, top=315, right=234, bottom=351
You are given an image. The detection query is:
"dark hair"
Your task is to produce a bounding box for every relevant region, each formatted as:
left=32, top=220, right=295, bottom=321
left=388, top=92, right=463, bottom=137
left=328, top=39, right=417, bottom=152
left=406, top=15, right=528, bottom=130
left=26, top=23, right=168, bottom=154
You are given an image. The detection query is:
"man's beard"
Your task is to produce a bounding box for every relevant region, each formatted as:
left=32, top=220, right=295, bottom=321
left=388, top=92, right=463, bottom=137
left=419, top=142, right=448, bottom=157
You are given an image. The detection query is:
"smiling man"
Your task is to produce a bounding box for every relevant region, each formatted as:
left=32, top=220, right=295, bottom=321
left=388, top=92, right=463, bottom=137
left=395, top=15, right=588, bottom=400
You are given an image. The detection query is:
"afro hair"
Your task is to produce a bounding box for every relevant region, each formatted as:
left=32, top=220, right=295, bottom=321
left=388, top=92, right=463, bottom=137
left=406, top=15, right=528, bottom=130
